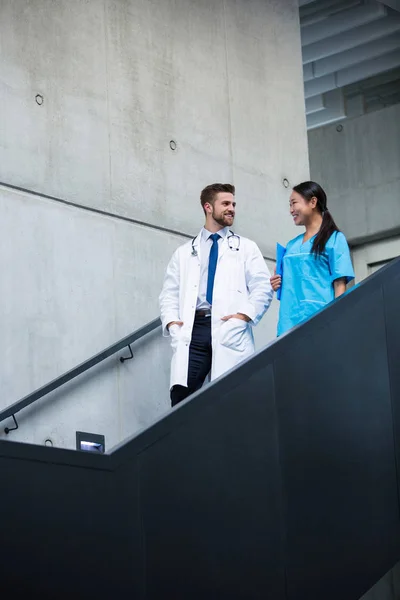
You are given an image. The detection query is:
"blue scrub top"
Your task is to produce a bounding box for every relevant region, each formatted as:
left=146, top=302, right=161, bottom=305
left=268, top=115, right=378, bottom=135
left=277, top=231, right=355, bottom=336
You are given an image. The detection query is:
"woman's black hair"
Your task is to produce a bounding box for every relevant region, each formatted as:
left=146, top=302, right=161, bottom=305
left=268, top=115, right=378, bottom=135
left=292, top=180, right=339, bottom=255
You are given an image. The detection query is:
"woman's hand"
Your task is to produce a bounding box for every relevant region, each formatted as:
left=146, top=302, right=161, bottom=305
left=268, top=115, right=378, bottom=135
left=270, top=272, right=282, bottom=292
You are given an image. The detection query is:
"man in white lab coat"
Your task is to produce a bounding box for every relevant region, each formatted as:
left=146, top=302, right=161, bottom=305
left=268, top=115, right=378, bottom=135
left=159, top=183, right=273, bottom=407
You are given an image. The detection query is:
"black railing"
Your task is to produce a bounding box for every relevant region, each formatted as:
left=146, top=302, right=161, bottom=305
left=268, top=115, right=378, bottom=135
left=0, top=317, right=161, bottom=434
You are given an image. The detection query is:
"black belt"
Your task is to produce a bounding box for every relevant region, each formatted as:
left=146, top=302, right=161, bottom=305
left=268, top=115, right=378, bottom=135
left=195, top=309, right=212, bottom=318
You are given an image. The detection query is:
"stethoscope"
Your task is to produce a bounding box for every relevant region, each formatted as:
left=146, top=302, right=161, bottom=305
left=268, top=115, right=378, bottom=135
left=191, top=230, right=240, bottom=257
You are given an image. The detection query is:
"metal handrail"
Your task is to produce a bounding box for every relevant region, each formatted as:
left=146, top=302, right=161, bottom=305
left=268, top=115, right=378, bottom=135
left=0, top=317, right=161, bottom=433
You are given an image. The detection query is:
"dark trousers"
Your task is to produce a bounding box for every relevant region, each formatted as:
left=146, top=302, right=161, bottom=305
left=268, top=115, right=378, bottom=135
left=170, top=315, right=212, bottom=407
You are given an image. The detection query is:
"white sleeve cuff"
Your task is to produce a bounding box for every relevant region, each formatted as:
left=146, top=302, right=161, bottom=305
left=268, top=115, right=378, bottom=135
left=161, top=315, right=180, bottom=337
left=236, top=302, right=257, bottom=323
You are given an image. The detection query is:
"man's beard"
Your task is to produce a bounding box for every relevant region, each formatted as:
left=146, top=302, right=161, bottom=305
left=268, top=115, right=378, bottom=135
left=212, top=211, right=234, bottom=227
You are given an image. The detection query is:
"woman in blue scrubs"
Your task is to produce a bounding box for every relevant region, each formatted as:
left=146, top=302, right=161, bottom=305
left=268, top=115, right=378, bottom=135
left=271, top=181, right=355, bottom=336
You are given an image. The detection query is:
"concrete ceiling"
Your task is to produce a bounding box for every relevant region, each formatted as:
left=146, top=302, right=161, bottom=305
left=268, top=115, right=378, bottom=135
left=299, top=0, right=400, bottom=129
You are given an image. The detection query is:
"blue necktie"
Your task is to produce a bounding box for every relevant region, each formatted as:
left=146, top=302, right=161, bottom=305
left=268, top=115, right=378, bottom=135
left=206, top=233, right=220, bottom=305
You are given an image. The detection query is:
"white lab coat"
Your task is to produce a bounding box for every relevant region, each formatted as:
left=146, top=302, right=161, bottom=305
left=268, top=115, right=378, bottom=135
left=159, top=230, right=273, bottom=390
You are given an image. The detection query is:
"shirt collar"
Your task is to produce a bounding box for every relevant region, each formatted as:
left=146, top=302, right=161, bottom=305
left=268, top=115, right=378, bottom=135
left=201, top=226, right=230, bottom=242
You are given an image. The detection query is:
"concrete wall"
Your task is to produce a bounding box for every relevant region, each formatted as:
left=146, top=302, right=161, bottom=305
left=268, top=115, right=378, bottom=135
left=308, top=103, right=400, bottom=245
left=0, top=0, right=309, bottom=449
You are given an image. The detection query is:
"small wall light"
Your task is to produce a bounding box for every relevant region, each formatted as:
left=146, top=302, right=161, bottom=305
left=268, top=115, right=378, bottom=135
left=76, top=431, right=105, bottom=453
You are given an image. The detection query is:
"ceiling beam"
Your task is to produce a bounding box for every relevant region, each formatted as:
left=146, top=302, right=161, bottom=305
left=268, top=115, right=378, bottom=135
left=300, top=0, right=361, bottom=20
left=306, top=89, right=345, bottom=129
left=305, top=94, right=326, bottom=114
left=307, top=109, right=344, bottom=129
left=301, top=1, right=362, bottom=27
left=312, top=32, right=400, bottom=77
left=378, top=0, right=400, bottom=12
left=344, top=65, right=400, bottom=93
left=337, top=47, right=400, bottom=86
left=302, top=12, right=400, bottom=63
left=346, top=94, right=365, bottom=118
left=303, top=63, right=314, bottom=81
left=304, top=48, right=400, bottom=97
left=305, top=73, right=336, bottom=98
left=301, top=1, right=386, bottom=46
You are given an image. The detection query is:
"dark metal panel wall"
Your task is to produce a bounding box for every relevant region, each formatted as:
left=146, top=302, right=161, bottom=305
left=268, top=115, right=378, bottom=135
left=138, top=365, right=286, bottom=600
left=274, top=284, right=400, bottom=600
left=383, top=267, right=400, bottom=503
left=111, top=460, right=145, bottom=598
left=0, top=448, right=142, bottom=599
left=0, top=458, right=113, bottom=597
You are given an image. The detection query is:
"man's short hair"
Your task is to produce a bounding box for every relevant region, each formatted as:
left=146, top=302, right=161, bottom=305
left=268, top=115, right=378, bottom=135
left=200, top=183, right=235, bottom=214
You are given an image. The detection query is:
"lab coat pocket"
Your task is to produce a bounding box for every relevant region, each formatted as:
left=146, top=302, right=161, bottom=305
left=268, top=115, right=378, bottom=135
left=169, top=324, right=183, bottom=350
left=219, top=318, right=249, bottom=352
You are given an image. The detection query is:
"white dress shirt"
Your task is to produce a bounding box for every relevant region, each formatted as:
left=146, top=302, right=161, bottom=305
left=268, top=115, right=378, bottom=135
left=196, top=226, right=230, bottom=310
